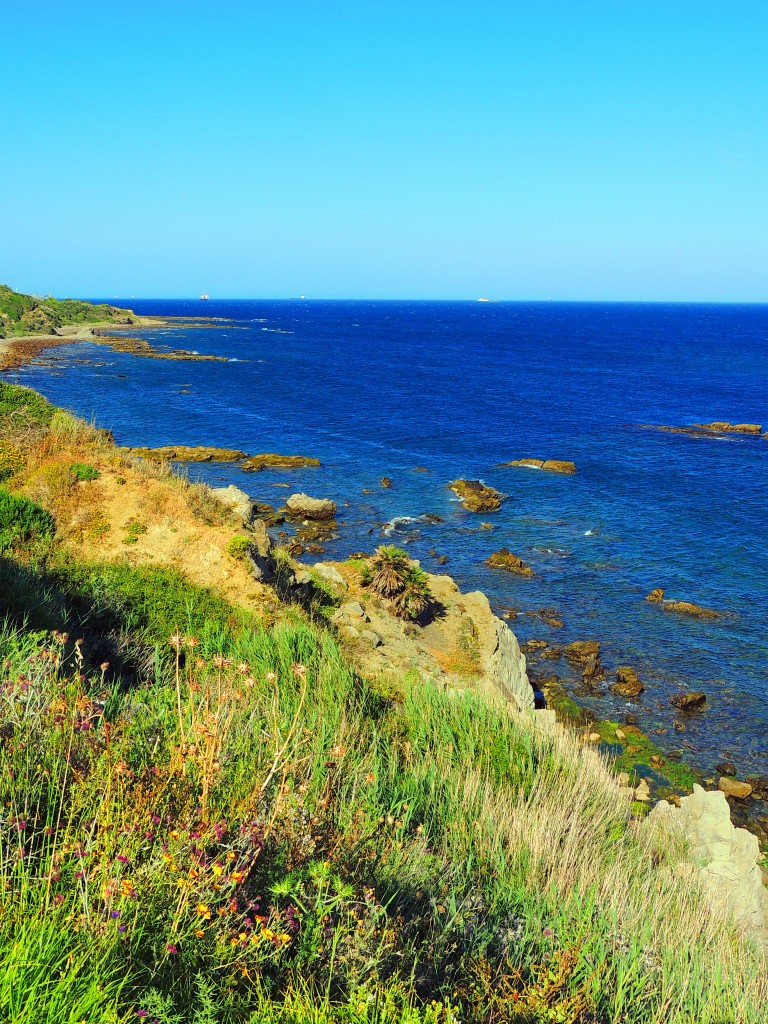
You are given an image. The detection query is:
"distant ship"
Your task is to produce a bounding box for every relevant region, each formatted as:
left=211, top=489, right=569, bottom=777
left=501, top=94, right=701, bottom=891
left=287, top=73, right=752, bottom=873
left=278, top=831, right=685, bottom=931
left=476, top=297, right=491, bottom=302
left=200, top=293, right=209, bottom=300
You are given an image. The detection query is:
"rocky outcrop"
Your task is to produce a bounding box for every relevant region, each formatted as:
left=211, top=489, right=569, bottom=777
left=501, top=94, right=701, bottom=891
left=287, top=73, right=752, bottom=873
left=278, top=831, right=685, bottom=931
left=246, top=519, right=275, bottom=582
left=500, top=458, right=576, bottom=474
left=485, top=548, right=534, bottom=577
left=449, top=479, right=503, bottom=513
left=645, top=588, right=664, bottom=602
left=610, top=665, right=644, bottom=698
left=664, top=600, right=720, bottom=620
left=647, top=785, right=768, bottom=939
left=693, top=421, right=762, bottom=435
left=564, top=640, right=601, bottom=665
left=241, top=453, right=320, bottom=471
left=285, top=493, right=337, bottom=521
left=460, top=588, right=533, bottom=712
left=211, top=485, right=256, bottom=524
left=123, top=445, right=249, bottom=462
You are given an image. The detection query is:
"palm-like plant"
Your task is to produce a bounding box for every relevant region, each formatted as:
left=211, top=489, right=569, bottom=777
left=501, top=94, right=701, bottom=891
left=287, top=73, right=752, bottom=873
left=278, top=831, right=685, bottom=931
left=369, top=545, right=412, bottom=598
left=368, top=546, right=433, bottom=620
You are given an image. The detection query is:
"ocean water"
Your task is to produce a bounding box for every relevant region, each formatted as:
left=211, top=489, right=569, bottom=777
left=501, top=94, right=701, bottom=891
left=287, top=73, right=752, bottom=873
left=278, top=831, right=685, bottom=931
left=10, top=299, right=768, bottom=777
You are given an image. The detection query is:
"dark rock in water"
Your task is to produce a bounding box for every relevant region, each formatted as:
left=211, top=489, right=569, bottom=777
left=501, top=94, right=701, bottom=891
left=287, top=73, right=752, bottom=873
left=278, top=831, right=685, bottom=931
left=305, top=543, right=326, bottom=554
left=673, top=720, right=687, bottom=732
left=449, top=479, right=504, bottom=513
left=381, top=477, right=392, bottom=488
left=581, top=653, right=604, bottom=683
left=693, top=421, right=762, bottom=435
left=485, top=548, right=534, bottom=577
left=125, top=444, right=249, bottom=462
left=545, top=616, right=564, bottom=629
left=716, top=760, right=736, bottom=777
left=670, top=691, right=707, bottom=711
left=362, top=488, right=373, bottom=494
left=610, top=665, right=645, bottom=698
left=564, top=640, right=601, bottom=665
left=624, top=712, right=639, bottom=726
left=645, top=588, right=664, bottom=602
left=413, top=466, right=429, bottom=472
left=285, top=493, right=337, bottom=521
left=479, top=522, right=495, bottom=531
left=423, top=513, right=444, bottom=524
left=287, top=541, right=305, bottom=557
left=746, top=776, right=768, bottom=800
left=437, top=554, right=449, bottom=565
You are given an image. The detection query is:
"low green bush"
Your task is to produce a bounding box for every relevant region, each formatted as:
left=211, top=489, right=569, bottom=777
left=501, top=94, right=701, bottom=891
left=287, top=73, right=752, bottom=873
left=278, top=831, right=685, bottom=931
left=226, top=533, right=252, bottom=560
left=0, top=487, right=56, bottom=553
left=70, top=462, right=101, bottom=481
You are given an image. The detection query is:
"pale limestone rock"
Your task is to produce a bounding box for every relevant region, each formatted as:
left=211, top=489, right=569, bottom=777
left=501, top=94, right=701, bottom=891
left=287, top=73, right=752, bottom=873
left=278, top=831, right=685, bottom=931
left=211, top=485, right=255, bottom=524
left=312, top=563, right=348, bottom=593
left=285, top=492, right=336, bottom=520
left=461, top=589, right=533, bottom=712
left=718, top=777, right=753, bottom=800
left=648, top=784, right=768, bottom=939
left=246, top=519, right=274, bottom=582
left=635, top=778, right=651, bottom=802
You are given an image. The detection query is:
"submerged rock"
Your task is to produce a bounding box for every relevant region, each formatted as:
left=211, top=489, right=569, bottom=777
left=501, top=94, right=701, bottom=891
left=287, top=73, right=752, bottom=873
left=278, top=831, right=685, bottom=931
left=610, top=665, right=645, bottom=698
left=501, top=458, right=576, bottom=474
left=285, top=493, right=337, bottom=521
left=485, top=548, right=534, bottom=577
left=449, top=479, right=503, bottom=513
left=664, top=600, right=720, bottom=620
left=670, top=691, right=707, bottom=711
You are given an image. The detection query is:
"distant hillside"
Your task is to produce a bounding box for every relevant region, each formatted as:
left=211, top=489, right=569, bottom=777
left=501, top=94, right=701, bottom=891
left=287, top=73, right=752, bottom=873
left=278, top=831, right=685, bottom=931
left=0, top=284, right=136, bottom=338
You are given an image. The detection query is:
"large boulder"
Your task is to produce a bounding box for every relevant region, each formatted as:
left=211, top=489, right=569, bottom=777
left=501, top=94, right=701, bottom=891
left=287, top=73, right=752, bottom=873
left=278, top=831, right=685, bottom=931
left=485, top=548, right=534, bottom=577
left=285, top=493, right=337, bottom=521
left=449, top=479, right=503, bottom=513
left=211, top=485, right=256, bottom=524
left=646, top=785, right=768, bottom=939
left=718, top=777, right=753, bottom=800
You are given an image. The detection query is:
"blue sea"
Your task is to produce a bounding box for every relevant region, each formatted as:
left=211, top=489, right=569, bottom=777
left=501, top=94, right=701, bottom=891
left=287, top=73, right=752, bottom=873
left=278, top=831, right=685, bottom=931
left=10, top=300, right=768, bottom=778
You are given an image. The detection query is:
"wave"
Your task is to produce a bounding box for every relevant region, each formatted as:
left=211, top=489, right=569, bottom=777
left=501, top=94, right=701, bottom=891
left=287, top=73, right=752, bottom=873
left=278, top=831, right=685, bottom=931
left=382, top=513, right=442, bottom=536
left=261, top=328, right=294, bottom=334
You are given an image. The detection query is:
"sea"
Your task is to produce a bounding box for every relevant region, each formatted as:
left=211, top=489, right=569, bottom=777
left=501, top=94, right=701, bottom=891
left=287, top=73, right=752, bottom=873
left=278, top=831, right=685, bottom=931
left=9, top=299, right=768, bottom=780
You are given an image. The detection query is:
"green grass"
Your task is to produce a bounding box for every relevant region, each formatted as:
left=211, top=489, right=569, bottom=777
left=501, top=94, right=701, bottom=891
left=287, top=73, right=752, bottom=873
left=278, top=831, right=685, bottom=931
left=70, top=462, right=101, bottom=481
left=0, top=556, right=764, bottom=1023
left=0, top=283, right=134, bottom=338
left=0, top=380, right=56, bottom=431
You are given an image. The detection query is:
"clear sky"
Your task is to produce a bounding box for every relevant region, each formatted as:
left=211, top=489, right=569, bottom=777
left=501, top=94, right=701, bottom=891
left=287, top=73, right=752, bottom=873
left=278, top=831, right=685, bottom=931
left=2, top=1, right=766, bottom=300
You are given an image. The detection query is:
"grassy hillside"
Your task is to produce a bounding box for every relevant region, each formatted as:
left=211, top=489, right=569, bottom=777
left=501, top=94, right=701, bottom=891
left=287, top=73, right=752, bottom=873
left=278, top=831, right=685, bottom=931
left=0, top=381, right=765, bottom=1023
left=0, top=284, right=135, bottom=338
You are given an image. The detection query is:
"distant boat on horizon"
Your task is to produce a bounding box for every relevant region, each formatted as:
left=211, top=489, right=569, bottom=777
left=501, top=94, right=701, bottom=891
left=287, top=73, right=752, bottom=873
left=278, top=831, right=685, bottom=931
left=200, top=293, right=209, bottom=300
left=476, top=297, right=492, bottom=302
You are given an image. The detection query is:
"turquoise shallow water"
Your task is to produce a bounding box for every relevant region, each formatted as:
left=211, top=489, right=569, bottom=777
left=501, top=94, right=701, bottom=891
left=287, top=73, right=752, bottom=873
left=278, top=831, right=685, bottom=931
left=10, top=299, right=768, bottom=778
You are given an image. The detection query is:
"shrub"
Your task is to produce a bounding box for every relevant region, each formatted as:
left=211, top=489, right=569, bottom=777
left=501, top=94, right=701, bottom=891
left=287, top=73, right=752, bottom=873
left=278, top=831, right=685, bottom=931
left=123, top=519, right=148, bottom=544
left=226, top=534, right=251, bottom=560
left=70, top=462, right=101, bottom=481
left=0, top=487, right=56, bottom=553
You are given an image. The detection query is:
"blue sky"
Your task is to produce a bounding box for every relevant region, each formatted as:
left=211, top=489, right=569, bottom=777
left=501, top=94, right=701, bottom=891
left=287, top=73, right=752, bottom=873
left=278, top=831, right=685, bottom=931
left=2, top=1, right=766, bottom=300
